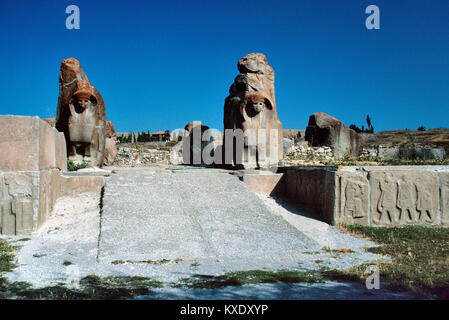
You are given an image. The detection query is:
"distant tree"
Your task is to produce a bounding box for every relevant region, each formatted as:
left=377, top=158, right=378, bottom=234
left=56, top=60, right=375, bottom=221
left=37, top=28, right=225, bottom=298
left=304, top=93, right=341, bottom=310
left=366, top=115, right=374, bottom=133
left=417, top=126, right=426, bottom=131
left=349, top=124, right=362, bottom=133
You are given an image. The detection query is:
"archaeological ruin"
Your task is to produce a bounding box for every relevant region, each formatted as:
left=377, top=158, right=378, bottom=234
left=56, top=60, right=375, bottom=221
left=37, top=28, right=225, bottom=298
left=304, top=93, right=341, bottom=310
left=55, top=58, right=112, bottom=168
left=0, top=53, right=448, bottom=237
left=0, top=116, right=104, bottom=235
left=223, top=53, right=283, bottom=169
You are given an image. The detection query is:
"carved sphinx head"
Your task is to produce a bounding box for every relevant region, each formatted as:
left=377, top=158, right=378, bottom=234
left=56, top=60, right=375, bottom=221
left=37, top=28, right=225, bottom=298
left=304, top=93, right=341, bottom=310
left=73, top=81, right=96, bottom=111
left=242, top=91, right=272, bottom=118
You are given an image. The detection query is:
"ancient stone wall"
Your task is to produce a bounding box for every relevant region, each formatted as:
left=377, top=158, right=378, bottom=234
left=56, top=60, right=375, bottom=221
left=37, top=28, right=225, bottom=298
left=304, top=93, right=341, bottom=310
left=245, top=165, right=449, bottom=227
left=0, top=116, right=104, bottom=235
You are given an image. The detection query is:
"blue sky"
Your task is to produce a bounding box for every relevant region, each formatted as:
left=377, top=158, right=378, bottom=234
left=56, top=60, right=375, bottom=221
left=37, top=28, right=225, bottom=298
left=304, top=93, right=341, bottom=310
left=0, top=0, right=448, bottom=132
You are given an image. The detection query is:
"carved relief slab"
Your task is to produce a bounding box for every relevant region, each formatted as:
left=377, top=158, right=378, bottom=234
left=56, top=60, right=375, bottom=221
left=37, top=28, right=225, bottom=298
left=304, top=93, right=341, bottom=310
left=369, top=171, right=439, bottom=226
left=335, top=172, right=369, bottom=225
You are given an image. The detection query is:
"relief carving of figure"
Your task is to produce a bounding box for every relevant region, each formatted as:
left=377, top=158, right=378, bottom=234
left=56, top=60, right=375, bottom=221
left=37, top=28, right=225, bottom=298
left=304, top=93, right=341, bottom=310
left=416, top=179, right=434, bottom=223
left=396, top=178, right=415, bottom=222
left=375, top=173, right=396, bottom=224
left=344, top=181, right=364, bottom=218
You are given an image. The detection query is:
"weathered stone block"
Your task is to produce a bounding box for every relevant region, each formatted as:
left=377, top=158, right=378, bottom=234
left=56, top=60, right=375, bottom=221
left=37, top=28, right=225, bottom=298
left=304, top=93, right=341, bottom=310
left=13, top=199, right=34, bottom=235
left=305, top=112, right=364, bottom=158
left=284, top=167, right=336, bottom=224
left=439, top=171, right=449, bottom=226
left=368, top=169, right=440, bottom=226
left=55, top=132, right=68, bottom=172
left=0, top=116, right=67, bottom=172
left=334, top=170, right=370, bottom=226
left=243, top=173, right=284, bottom=195
left=59, top=175, right=105, bottom=197
left=277, top=166, right=448, bottom=227
left=3, top=171, right=39, bottom=199
left=1, top=200, right=15, bottom=235
left=0, top=116, right=40, bottom=171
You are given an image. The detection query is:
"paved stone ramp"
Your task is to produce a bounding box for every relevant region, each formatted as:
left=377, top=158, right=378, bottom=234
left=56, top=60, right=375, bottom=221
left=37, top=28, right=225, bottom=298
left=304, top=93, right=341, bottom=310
left=98, top=169, right=321, bottom=266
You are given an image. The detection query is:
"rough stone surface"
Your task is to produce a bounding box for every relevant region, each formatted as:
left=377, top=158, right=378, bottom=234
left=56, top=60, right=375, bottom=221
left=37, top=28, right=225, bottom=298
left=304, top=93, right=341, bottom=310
left=0, top=116, right=66, bottom=172
left=55, top=58, right=107, bottom=167
left=223, top=53, right=283, bottom=168
left=0, top=169, right=104, bottom=235
left=114, top=147, right=170, bottom=166
left=378, top=146, right=446, bottom=160
left=103, top=121, right=118, bottom=166
left=3, top=167, right=418, bottom=299
left=243, top=172, right=285, bottom=196
left=99, top=169, right=319, bottom=264
left=305, top=112, right=364, bottom=158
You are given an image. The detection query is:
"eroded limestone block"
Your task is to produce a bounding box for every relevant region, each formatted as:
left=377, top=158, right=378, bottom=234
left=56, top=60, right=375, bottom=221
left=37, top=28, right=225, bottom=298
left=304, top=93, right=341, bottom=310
left=438, top=171, right=449, bottom=225
left=59, top=175, right=105, bottom=197
left=39, top=169, right=61, bottom=226
left=55, top=132, right=68, bottom=172
left=13, top=199, right=34, bottom=235
left=284, top=168, right=336, bottom=224
left=0, top=116, right=67, bottom=172
left=335, top=171, right=369, bottom=225
left=0, top=116, right=40, bottom=171
left=369, top=170, right=440, bottom=226
left=1, top=200, right=15, bottom=235
left=3, top=172, right=39, bottom=199
left=243, top=173, right=284, bottom=196
left=104, top=121, right=118, bottom=166
left=305, top=112, right=364, bottom=158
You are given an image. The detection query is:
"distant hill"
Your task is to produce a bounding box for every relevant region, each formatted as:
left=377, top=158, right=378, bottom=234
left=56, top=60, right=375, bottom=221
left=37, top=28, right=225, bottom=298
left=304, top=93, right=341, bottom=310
left=363, top=128, right=449, bottom=151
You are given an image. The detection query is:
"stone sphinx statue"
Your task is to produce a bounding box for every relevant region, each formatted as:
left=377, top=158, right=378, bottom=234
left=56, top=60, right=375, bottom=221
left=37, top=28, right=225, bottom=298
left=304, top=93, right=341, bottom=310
left=55, top=58, right=106, bottom=167
left=223, top=53, right=283, bottom=168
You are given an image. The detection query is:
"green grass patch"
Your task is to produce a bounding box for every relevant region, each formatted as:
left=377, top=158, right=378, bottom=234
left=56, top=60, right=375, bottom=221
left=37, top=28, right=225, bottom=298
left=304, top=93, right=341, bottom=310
left=1, top=275, right=164, bottom=300
left=178, top=270, right=325, bottom=289
left=338, top=225, right=449, bottom=299
left=322, top=246, right=355, bottom=254
left=67, top=160, right=89, bottom=172
left=0, top=239, right=18, bottom=274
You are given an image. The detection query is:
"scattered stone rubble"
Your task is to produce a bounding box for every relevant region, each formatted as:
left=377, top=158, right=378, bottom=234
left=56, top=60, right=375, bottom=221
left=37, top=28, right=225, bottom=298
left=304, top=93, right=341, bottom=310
left=113, top=147, right=170, bottom=166
left=285, top=143, right=334, bottom=160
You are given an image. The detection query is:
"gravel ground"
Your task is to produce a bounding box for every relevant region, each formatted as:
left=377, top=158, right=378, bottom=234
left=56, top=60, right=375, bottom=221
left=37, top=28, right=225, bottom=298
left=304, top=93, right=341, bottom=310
left=3, top=166, right=416, bottom=299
